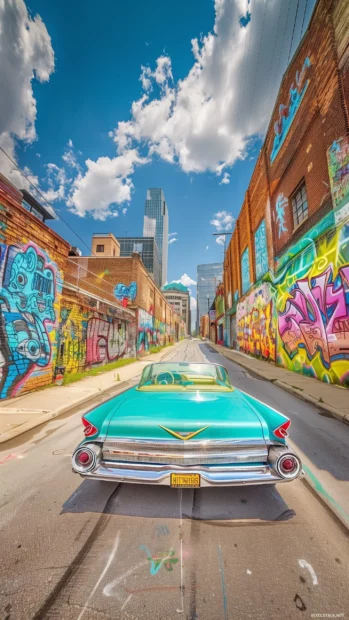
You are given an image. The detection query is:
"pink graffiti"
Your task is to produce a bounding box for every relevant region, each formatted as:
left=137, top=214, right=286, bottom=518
left=86, top=318, right=126, bottom=364
left=278, top=266, right=349, bottom=367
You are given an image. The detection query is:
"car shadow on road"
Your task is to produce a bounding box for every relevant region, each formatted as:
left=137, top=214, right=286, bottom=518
left=62, top=480, right=295, bottom=522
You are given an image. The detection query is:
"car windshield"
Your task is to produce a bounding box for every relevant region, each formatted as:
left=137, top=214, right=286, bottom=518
left=138, top=362, right=232, bottom=390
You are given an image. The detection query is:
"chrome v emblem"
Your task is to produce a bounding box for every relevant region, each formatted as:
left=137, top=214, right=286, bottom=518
left=158, top=425, right=209, bottom=441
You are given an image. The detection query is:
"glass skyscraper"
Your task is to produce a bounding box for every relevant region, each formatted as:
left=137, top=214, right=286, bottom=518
left=143, top=188, right=169, bottom=286
left=196, top=263, right=223, bottom=331
left=117, top=237, right=161, bottom=288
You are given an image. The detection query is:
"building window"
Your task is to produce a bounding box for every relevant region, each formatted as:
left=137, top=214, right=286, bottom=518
left=241, top=247, right=250, bottom=295
left=96, top=245, right=104, bottom=252
left=254, top=219, right=268, bottom=279
left=113, top=248, right=115, bottom=256
left=292, top=182, right=308, bottom=228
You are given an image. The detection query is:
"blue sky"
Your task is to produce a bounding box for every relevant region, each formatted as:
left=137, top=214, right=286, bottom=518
left=0, top=0, right=315, bottom=326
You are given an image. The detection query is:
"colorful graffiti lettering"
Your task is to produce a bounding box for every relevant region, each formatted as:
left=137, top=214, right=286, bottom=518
left=0, top=243, right=61, bottom=398
left=237, top=283, right=276, bottom=361
left=86, top=317, right=127, bottom=364
left=140, top=546, right=179, bottom=575
left=114, top=281, right=137, bottom=307
left=276, top=218, right=349, bottom=385
left=57, top=306, right=135, bottom=373
left=241, top=247, right=250, bottom=295
left=275, top=194, right=288, bottom=238
left=327, top=137, right=349, bottom=217
left=271, top=57, right=311, bottom=162
left=255, top=219, right=268, bottom=279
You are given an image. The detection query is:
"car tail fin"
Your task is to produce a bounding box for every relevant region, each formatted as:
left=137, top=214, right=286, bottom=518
left=82, top=416, right=98, bottom=437
left=273, top=419, right=291, bottom=439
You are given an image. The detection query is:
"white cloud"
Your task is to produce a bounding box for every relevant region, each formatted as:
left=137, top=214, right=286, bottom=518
left=220, top=172, right=230, bottom=185
left=168, top=237, right=177, bottom=245
left=174, top=273, right=197, bottom=287
left=190, top=296, right=197, bottom=310
left=168, top=232, right=177, bottom=238
left=108, top=0, right=289, bottom=180
left=62, top=140, right=81, bottom=171
left=210, top=210, right=235, bottom=232
left=205, top=245, right=209, bottom=250
left=67, top=149, right=148, bottom=220
left=0, top=0, right=54, bottom=187
left=216, top=235, right=225, bottom=246
left=122, top=207, right=127, bottom=215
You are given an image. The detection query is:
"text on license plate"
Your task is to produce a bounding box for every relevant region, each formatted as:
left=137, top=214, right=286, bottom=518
left=171, top=473, right=200, bottom=488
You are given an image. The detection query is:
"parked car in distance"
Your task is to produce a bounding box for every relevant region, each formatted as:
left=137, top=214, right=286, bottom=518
left=72, top=362, right=302, bottom=488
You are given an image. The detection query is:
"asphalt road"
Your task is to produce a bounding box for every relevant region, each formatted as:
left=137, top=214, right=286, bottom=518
left=0, top=339, right=348, bottom=620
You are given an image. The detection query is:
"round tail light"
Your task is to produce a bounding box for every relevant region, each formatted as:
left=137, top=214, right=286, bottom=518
left=78, top=451, right=92, bottom=465
left=72, top=444, right=101, bottom=474
left=277, top=454, right=301, bottom=479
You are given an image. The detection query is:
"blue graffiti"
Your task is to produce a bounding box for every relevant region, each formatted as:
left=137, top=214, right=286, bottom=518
left=0, top=244, right=56, bottom=398
left=239, top=11, right=251, bottom=27
left=275, top=194, right=289, bottom=238
left=114, top=281, right=137, bottom=305
left=255, top=219, right=268, bottom=279
left=271, top=57, right=311, bottom=162
left=241, top=247, right=250, bottom=295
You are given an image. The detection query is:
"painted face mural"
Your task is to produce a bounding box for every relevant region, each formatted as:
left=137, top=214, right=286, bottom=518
left=237, top=283, right=276, bottom=361
left=276, top=219, right=349, bottom=385
left=0, top=243, right=59, bottom=398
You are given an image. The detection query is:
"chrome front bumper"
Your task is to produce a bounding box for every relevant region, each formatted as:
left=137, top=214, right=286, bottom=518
left=75, top=461, right=301, bottom=486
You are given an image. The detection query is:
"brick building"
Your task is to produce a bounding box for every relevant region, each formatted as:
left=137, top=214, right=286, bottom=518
left=223, top=0, right=349, bottom=386
left=67, top=249, right=186, bottom=356
left=0, top=175, right=136, bottom=398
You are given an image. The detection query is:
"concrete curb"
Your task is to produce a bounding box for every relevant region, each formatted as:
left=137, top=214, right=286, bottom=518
left=0, top=340, right=184, bottom=445
left=0, top=381, right=130, bottom=445
left=207, top=344, right=349, bottom=426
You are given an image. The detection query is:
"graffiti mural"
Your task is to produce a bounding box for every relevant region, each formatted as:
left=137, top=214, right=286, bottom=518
left=215, top=282, right=225, bottom=317
left=0, top=243, right=61, bottom=398
left=327, top=137, right=349, bottom=220
left=57, top=305, right=135, bottom=373
left=241, top=247, right=250, bottom=295
left=236, top=283, right=276, bottom=361
left=154, top=317, right=166, bottom=347
left=275, top=194, right=289, bottom=239
left=276, top=218, right=349, bottom=385
left=137, top=308, right=154, bottom=353
left=255, top=219, right=268, bottom=279
left=271, top=57, right=311, bottom=162
left=86, top=317, right=127, bottom=364
left=114, top=281, right=137, bottom=307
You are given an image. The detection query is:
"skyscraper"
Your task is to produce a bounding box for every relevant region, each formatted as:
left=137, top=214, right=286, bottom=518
left=117, top=236, right=161, bottom=287
left=143, top=188, right=169, bottom=286
left=196, top=263, right=223, bottom=332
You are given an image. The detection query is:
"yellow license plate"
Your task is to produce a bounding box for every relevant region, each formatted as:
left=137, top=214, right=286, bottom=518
left=171, top=473, right=200, bottom=488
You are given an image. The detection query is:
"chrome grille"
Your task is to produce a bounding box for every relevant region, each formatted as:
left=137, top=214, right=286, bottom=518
left=102, top=438, right=268, bottom=466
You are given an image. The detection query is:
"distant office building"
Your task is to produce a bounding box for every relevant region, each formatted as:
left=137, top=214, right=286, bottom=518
left=117, top=237, right=161, bottom=287
left=196, top=263, right=223, bottom=332
left=162, top=282, right=190, bottom=335
left=143, top=188, right=169, bottom=286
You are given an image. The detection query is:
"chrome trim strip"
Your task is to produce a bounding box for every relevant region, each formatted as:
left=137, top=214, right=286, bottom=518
left=74, top=461, right=303, bottom=486
left=103, top=437, right=272, bottom=449
left=102, top=449, right=268, bottom=465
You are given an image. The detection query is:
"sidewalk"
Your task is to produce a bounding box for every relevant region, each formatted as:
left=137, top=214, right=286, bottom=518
left=208, top=343, right=349, bottom=425
left=0, top=342, right=182, bottom=445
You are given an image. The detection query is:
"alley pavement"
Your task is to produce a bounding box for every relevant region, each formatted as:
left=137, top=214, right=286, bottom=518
left=0, top=339, right=348, bottom=620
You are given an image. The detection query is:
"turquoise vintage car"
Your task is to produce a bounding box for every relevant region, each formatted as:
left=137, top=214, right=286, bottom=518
left=72, top=362, right=302, bottom=488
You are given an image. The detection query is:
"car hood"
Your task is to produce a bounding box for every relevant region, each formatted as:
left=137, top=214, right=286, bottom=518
left=105, top=389, right=266, bottom=442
